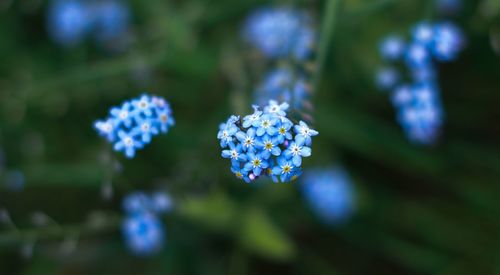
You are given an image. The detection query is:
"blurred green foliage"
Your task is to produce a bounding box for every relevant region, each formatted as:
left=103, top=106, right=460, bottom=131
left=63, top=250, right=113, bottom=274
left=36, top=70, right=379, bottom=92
left=1, top=0, right=500, bottom=274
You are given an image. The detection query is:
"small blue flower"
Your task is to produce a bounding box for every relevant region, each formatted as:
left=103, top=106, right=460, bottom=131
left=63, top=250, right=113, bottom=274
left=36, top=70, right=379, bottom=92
left=47, top=0, right=91, bottom=47
left=256, top=136, right=281, bottom=159
left=131, top=94, right=154, bottom=117
left=91, top=0, right=130, bottom=43
left=231, top=164, right=251, bottom=183
left=113, top=131, right=143, bottom=158
left=255, top=114, right=278, bottom=137
left=431, top=22, right=465, bottom=62
left=217, top=117, right=239, bottom=148
left=150, top=192, right=173, bottom=214
left=284, top=141, right=311, bottom=167
left=294, top=121, right=318, bottom=146
left=243, top=152, right=269, bottom=177
left=122, top=213, right=165, bottom=255
left=243, top=7, right=315, bottom=60
left=221, top=142, right=247, bottom=164
left=131, top=116, right=159, bottom=143
left=301, top=167, right=355, bottom=224
left=236, top=128, right=258, bottom=152
left=242, top=107, right=262, bottom=128
left=412, top=22, right=435, bottom=46
left=264, top=100, right=289, bottom=116
left=379, top=35, right=405, bottom=61
left=275, top=118, right=293, bottom=143
left=94, top=118, right=117, bottom=142
left=405, top=43, right=432, bottom=68
left=110, top=101, right=134, bottom=128
left=122, top=191, right=150, bottom=214
left=271, top=157, right=295, bottom=182
left=375, top=67, right=399, bottom=90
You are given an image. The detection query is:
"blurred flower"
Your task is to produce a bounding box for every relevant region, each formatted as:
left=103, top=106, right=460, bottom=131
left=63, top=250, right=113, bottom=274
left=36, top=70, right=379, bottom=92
left=218, top=101, right=318, bottom=183
left=379, top=35, right=405, bottom=61
left=91, top=0, right=130, bottom=43
left=47, top=0, right=91, bottom=47
left=375, top=67, right=399, bottom=91
left=122, top=213, right=165, bottom=255
left=431, top=22, right=465, bottom=62
left=47, top=0, right=130, bottom=49
left=254, top=68, right=311, bottom=111
left=123, top=191, right=174, bottom=215
left=375, top=21, right=465, bottom=145
left=243, top=7, right=316, bottom=60
left=301, top=167, right=355, bottom=224
left=94, top=94, right=175, bottom=158
left=436, top=0, right=463, bottom=16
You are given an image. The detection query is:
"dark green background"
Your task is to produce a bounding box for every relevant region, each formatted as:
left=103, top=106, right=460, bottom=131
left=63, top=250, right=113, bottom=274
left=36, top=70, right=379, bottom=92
left=1, top=0, right=500, bottom=274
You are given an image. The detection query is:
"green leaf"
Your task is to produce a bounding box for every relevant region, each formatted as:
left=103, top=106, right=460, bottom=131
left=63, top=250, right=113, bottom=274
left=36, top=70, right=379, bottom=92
left=238, top=208, right=295, bottom=261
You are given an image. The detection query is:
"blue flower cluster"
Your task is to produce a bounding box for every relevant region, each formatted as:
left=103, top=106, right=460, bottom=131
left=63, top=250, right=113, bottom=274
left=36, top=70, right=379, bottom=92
left=243, top=7, right=316, bottom=60
left=47, top=0, right=129, bottom=48
left=218, top=101, right=318, bottom=183
left=376, top=21, right=465, bottom=144
left=94, top=94, right=175, bottom=158
left=122, top=191, right=173, bottom=255
left=254, top=68, right=311, bottom=112
left=301, top=167, right=355, bottom=224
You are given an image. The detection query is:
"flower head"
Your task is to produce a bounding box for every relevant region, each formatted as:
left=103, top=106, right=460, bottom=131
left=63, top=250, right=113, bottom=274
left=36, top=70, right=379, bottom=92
left=122, top=213, right=165, bottom=255
left=218, top=101, right=318, bottom=183
left=243, top=7, right=316, bottom=60
left=94, top=94, right=175, bottom=158
left=301, top=167, right=355, bottom=224
left=47, top=0, right=91, bottom=47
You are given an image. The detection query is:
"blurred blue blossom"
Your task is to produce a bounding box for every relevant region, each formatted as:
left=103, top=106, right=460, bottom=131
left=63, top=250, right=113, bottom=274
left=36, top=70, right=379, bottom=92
left=122, top=213, right=165, bottom=255
left=301, top=167, right=355, bottom=224
left=379, top=35, right=405, bottom=61
left=436, top=0, right=463, bottom=16
left=218, top=101, right=318, bottom=183
left=94, top=94, right=175, bottom=158
left=375, top=21, right=465, bottom=144
left=254, top=68, right=311, bottom=111
left=91, top=0, right=130, bottom=43
left=47, top=0, right=130, bottom=49
left=243, top=7, right=316, bottom=60
left=122, top=191, right=174, bottom=215
left=47, top=0, right=91, bottom=47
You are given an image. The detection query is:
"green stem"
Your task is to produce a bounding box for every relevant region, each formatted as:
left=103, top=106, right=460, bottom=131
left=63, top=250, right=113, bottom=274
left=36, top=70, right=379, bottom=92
left=312, top=0, right=341, bottom=93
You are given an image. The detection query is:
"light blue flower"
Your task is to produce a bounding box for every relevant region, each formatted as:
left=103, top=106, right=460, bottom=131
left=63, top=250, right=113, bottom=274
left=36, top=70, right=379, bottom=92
left=217, top=116, right=239, bottom=148
left=294, top=121, right=318, bottom=146
left=301, top=167, right=355, bottom=224
left=231, top=164, right=251, bottom=183
left=91, top=0, right=130, bottom=43
left=94, top=118, right=117, bottom=142
left=431, top=22, right=465, bottom=62
left=242, top=106, right=262, bottom=128
left=264, top=100, right=289, bottom=116
left=110, top=101, right=134, bottom=128
left=222, top=142, right=247, bottom=164
left=379, top=35, right=405, bottom=61
left=236, top=128, right=257, bottom=152
left=284, top=141, right=311, bottom=167
left=243, top=7, right=314, bottom=60
left=131, top=117, right=159, bottom=143
left=256, top=136, right=281, bottom=159
left=122, top=213, right=165, bottom=255
left=122, top=192, right=150, bottom=214
left=47, top=0, right=91, bottom=47
left=113, top=131, right=143, bottom=158
left=255, top=114, right=279, bottom=137
left=412, top=22, right=435, bottom=46
left=243, top=152, right=269, bottom=176
left=391, top=84, right=413, bottom=107
left=405, top=42, right=431, bottom=68
left=150, top=192, right=173, bottom=214
left=131, top=94, right=154, bottom=117
left=375, top=67, right=399, bottom=90
left=275, top=118, right=293, bottom=143
left=271, top=157, right=295, bottom=182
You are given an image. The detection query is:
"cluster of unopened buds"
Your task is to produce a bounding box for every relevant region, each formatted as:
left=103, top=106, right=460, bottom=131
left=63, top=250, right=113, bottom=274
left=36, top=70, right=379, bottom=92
left=94, top=94, right=175, bottom=158
left=218, top=100, right=318, bottom=183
